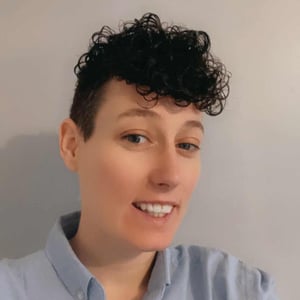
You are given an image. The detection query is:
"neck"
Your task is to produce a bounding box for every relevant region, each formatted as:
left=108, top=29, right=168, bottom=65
left=69, top=216, right=157, bottom=294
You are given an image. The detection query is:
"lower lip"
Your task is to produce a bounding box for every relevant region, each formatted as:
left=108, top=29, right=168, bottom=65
left=132, top=205, right=175, bottom=225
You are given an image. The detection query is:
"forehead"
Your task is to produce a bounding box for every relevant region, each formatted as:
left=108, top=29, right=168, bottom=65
left=97, top=78, right=203, bottom=121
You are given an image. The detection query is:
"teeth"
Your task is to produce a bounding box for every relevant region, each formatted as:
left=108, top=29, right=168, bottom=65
left=161, top=205, right=173, bottom=214
left=147, top=212, right=166, bottom=218
left=141, top=203, right=147, bottom=211
left=153, top=204, right=161, bottom=213
left=147, top=204, right=153, bottom=211
left=134, top=203, right=174, bottom=216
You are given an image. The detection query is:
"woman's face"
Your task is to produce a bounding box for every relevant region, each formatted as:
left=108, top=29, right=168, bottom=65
left=72, top=79, right=204, bottom=251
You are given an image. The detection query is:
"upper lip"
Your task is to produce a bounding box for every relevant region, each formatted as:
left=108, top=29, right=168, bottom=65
left=133, top=200, right=179, bottom=206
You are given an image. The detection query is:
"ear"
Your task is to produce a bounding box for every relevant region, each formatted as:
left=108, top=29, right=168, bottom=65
left=59, top=118, right=82, bottom=172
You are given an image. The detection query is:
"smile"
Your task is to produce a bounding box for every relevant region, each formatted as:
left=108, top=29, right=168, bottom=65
left=132, top=202, right=174, bottom=218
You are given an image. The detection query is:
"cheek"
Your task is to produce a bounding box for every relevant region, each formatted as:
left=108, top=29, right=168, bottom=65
left=80, top=146, right=146, bottom=204
left=182, top=160, right=201, bottom=199
left=99, top=157, right=136, bottom=192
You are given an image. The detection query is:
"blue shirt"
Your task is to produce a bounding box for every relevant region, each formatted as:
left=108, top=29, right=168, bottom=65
left=0, top=211, right=278, bottom=299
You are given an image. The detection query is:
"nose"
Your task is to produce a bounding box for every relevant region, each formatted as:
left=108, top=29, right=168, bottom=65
left=148, top=147, right=180, bottom=192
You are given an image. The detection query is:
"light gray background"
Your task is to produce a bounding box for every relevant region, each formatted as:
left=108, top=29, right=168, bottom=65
left=1, top=1, right=299, bottom=299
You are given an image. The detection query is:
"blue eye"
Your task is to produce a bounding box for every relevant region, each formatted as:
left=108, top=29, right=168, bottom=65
left=122, top=134, right=200, bottom=152
left=178, top=143, right=200, bottom=152
left=123, top=134, right=147, bottom=144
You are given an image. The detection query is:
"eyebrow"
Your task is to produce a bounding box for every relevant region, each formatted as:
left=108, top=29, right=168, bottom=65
left=117, top=108, right=204, bottom=133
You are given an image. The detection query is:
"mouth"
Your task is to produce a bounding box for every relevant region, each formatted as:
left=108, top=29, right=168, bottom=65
left=132, top=202, right=175, bottom=218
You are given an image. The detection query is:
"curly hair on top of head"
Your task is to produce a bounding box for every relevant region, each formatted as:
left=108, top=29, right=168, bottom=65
left=70, top=12, right=231, bottom=141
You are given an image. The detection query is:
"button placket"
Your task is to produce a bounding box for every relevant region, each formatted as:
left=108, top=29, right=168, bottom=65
left=76, top=289, right=85, bottom=300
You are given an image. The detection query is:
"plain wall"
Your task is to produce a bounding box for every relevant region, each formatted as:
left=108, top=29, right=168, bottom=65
left=1, top=1, right=299, bottom=299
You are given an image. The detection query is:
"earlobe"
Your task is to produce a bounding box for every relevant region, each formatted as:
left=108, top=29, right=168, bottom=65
left=59, top=118, right=81, bottom=172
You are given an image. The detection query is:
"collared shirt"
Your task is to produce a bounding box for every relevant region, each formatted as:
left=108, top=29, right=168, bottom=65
left=0, top=211, right=278, bottom=300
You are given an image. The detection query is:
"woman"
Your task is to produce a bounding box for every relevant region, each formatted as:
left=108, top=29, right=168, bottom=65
left=0, top=12, right=278, bottom=300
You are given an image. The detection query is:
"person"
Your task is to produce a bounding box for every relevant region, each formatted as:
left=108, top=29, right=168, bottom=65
left=0, top=12, right=278, bottom=300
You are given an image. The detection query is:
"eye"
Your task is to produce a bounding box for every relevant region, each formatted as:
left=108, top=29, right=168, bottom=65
left=178, top=143, right=200, bottom=152
left=122, top=134, right=148, bottom=144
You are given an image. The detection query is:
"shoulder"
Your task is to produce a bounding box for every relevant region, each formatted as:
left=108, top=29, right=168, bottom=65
left=168, top=245, right=278, bottom=299
left=0, top=250, right=50, bottom=299
left=0, top=250, right=48, bottom=278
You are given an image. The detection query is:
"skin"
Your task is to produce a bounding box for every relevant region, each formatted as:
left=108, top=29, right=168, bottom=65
left=59, top=78, right=204, bottom=299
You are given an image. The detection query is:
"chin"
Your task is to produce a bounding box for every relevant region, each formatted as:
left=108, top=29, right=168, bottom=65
left=133, top=236, right=175, bottom=252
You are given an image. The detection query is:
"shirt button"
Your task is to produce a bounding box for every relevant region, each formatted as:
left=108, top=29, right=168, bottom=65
left=76, top=290, right=85, bottom=300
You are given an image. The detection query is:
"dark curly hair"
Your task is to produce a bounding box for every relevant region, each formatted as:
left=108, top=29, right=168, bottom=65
left=70, top=12, right=231, bottom=141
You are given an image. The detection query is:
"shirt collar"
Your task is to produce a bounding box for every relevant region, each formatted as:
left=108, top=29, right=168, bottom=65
left=44, top=211, right=172, bottom=298
left=45, top=211, right=98, bottom=299
left=148, top=248, right=171, bottom=290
